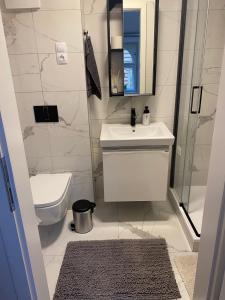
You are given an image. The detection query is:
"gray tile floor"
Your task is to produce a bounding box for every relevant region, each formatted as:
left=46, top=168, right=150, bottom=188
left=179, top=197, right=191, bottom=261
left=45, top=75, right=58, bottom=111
left=39, top=200, right=194, bottom=299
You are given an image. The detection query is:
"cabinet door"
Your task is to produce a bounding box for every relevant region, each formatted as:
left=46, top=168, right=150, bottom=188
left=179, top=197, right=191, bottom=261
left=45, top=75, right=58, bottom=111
left=103, top=150, right=169, bottom=202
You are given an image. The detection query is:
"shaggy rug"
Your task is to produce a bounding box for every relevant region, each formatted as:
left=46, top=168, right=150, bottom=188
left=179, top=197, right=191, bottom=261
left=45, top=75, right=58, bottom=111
left=54, top=239, right=180, bottom=300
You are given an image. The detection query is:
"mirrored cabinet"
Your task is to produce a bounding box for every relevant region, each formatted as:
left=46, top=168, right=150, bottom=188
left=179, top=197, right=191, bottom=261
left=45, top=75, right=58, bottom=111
left=107, top=0, right=159, bottom=97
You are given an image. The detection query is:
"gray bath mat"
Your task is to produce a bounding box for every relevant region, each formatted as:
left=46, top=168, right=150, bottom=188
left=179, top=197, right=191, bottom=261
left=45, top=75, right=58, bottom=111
left=54, top=239, right=181, bottom=300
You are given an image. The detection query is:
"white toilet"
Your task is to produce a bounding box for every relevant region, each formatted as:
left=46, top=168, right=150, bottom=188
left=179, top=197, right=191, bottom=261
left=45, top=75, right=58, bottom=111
left=30, top=173, right=72, bottom=226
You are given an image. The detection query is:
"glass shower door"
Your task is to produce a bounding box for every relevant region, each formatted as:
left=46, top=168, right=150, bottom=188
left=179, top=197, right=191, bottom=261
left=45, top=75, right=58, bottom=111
left=181, top=0, right=209, bottom=235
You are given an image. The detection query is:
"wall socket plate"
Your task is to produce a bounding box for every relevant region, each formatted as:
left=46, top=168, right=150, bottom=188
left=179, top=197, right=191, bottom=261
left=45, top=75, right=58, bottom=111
left=56, top=52, right=68, bottom=65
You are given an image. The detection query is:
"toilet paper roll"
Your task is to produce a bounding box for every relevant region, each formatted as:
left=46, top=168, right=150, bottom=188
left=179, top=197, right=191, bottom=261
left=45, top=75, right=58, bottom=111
left=111, top=36, right=123, bottom=49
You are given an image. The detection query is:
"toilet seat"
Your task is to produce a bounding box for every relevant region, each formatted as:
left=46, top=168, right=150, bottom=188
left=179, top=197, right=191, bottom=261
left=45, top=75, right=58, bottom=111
left=30, top=173, right=72, bottom=208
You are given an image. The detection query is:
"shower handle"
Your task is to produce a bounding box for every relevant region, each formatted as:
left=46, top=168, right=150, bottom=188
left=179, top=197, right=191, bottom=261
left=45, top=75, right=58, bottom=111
left=191, top=86, right=203, bottom=114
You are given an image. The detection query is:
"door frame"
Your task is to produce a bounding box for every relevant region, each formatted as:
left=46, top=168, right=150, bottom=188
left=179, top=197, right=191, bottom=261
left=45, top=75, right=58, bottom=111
left=0, top=10, right=49, bottom=300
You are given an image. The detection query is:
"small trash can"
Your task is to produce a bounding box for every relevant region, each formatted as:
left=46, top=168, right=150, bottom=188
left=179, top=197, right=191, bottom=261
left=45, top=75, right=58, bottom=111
left=72, top=200, right=96, bottom=234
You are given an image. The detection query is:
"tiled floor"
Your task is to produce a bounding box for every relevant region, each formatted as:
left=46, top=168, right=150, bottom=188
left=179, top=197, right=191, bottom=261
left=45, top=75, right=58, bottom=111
left=39, top=200, right=194, bottom=299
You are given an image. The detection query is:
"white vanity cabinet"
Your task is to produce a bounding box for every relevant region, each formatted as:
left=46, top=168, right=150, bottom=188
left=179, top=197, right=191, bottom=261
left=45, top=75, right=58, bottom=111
left=100, top=122, right=175, bottom=203
left=103, top=149, right=170, bottom=202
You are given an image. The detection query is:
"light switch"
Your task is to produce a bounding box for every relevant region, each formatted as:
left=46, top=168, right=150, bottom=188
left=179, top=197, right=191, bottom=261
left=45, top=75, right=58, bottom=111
left=55, top=42, right=67, bottom=53
left=56, top=52, right=68, bottom=65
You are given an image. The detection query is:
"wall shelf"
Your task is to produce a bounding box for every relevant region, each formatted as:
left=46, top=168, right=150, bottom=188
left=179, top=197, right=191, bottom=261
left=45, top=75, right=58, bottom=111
left=107, top=0, right=124, bottom=97
left=110, top=49, right=123, bottom=52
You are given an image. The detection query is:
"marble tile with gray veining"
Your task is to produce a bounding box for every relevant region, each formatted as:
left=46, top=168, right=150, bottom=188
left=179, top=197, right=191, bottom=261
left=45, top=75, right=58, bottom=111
left=2, top=12, right=37, bottom=54
left=39, top=53, right=86, bottom=91
left=33, top=10, right=83, bottom=53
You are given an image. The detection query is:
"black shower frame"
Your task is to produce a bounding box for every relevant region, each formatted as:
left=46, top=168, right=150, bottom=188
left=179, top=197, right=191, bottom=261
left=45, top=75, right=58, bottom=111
left=170, top=0, right=201, bottom=238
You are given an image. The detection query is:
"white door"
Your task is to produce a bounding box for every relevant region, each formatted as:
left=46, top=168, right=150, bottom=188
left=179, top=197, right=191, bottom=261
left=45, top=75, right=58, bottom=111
left=0, top=230, right=17, bottom=299
left=0, top=114, right=38, bottom=299
left=0, top=113, right=46, bottom=300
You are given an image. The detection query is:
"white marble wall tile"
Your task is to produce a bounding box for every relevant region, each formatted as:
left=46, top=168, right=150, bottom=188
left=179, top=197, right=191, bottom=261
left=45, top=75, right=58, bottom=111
left=83, top=13, right=107, bottom=53
left=9, top=54, right=42, bottom=92
left=158, top=11, right=181, bottom=51
left=15, top=92, right=44, bottom=132
left=48, top=125, right=90, bottom=157
left=40, top=0, right=80, bottom=11
left=12, top=73, right=42, bottom=93
left=181, top=50, right=194, bottom=85
left=209, top=0, right=225, bottom=10
left=205, top=9, right=225, bottom=49
left=139, top=85, right=176, bottom=118
left=92, top=146, right=103, bottom=176
left=200, top=84, right=219, bottom=116
left=159, top=0, right=182, bottom=11
left=89, top=95, right=132, bottom=120
left=51, top=155, right=92, bottom=173
left=82, top=0, right=107, bottom=15
left=9, top=54, right=40, bottom=75
left=33, top=10, right=83, bottom=53
left=156, top=51, right=179, bottom=86
left=2, top=12, right=36, bottom=54
left=24, top=125, right=52, bottom=158
left=184, top=10, right=198, bottom=51
left=39, top=53, right=86, bottom=91
left=195, top=119, right=215, bottom=145
left=94, top=174, right=104, bottom=200
left=43, top=91, right=89, bottom=125
left=70, top=172, right=94, bottom=205
left=27, top=156, right=52, bottom=175
left=202, top=49, right=224, bottom=84
left=191, top=170, right=209, bottom=186
left=11, top=78, right=52, bottom=176
left=193, top=145, right=211, bottom=172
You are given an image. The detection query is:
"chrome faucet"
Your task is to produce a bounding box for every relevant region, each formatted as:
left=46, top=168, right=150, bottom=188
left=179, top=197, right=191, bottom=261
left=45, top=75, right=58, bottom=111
left=130, top=108, right=136, bottom=127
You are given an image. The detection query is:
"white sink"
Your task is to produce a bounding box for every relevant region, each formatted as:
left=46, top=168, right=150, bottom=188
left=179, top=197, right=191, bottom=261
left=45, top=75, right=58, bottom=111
left=100, top=122, right=175, bottom=148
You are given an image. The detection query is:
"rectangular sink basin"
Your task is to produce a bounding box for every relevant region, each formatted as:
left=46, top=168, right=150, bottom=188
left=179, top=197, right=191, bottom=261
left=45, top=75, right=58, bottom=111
left=100, top=122, right=175, bottom=148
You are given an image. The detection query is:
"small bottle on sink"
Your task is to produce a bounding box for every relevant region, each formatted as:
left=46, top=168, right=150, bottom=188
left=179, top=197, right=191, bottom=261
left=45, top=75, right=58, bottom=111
left=142, top=106, right=150, bottom=126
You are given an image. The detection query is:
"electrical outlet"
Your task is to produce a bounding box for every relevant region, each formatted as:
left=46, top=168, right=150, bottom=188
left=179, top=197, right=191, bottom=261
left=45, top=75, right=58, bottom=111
left=56, top=52, right=68, bottom=65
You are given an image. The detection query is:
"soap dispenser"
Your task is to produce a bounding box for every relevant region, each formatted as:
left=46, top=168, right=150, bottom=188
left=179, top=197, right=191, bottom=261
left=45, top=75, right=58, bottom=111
left=142, top=106, right=150, bottom=126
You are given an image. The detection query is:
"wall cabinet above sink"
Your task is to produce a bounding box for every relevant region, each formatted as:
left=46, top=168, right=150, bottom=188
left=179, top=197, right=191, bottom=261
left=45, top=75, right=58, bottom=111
left=107, top=0, right=159, bottom=97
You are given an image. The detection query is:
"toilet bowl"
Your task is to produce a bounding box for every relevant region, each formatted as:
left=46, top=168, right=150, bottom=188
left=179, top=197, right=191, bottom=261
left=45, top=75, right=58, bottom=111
left=30, top=173, right=72, bottom=226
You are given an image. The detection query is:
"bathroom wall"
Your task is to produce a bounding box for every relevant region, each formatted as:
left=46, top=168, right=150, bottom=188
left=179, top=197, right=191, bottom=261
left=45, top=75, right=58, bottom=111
left=0, top=0, right=94, bottom=206
left=192, top=0, right=225, bottom=185
left=81, top=0, right=182, bottom=200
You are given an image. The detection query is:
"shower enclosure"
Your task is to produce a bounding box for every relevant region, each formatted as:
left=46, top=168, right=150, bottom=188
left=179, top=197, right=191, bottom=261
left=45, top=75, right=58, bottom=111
left=171, top=0, right=223, bottom=237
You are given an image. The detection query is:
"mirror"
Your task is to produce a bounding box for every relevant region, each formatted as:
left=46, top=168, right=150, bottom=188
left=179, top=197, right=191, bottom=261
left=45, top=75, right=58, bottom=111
left=107, top=0, right=158, bottom=97
left=123, top=0, right=158, bottom=96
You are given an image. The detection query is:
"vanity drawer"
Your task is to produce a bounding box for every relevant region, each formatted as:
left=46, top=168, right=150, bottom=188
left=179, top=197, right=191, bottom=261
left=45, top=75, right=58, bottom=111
left=103, top=150, right=169, bottom=202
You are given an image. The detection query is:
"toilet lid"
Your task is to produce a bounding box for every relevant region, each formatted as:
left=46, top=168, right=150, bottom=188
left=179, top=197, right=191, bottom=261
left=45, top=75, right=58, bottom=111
left=30, top=173, right=72, bottom=208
